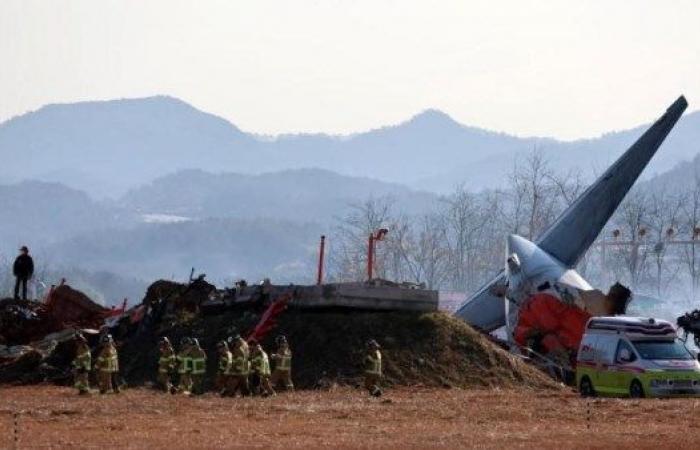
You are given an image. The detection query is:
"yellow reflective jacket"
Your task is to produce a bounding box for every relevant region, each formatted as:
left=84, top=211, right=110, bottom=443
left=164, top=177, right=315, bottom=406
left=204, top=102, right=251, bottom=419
left=177, top=349, right=192, bottom=374
left=273, top=347, right=292, bottom=372
left=190, top=346, right=207, bottom=375
left=158, top=347, right=176, bottom=373
left=218, top=351, right=233, bottom=374
left=95, top=344, right=119, bottom=373
left=73, top=343, right=91, bottom=371
left=230, top=347, right=249, bottom=376
left=250, top=350, right=271, bottom=377
left=365, top=350, right=382, bottom=376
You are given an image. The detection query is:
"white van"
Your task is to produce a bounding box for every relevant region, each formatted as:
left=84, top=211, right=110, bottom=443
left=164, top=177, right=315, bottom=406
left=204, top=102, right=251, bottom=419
left=576, top=316, right=700, bottom=398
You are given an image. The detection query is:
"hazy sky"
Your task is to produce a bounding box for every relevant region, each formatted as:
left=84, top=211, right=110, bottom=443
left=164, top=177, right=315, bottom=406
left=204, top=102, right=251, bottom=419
left=1, top=0, right=699, bottom=139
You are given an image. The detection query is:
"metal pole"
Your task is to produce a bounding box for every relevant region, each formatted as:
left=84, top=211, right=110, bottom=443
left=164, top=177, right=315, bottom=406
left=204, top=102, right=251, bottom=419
left=367, top=234, right=374, bottom=281
left=317, top=235, right=326, bottom=285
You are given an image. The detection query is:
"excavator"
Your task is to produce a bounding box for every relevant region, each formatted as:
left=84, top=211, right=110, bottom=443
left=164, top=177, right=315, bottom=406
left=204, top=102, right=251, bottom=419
left=454, top=96, right=689, bottom=379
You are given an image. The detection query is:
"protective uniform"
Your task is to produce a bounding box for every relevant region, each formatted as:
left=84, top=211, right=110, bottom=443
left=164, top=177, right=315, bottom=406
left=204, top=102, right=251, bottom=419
left=72, top=334, right=91, bottom=395
left=270, top=336, right=294, bottom=391
left=250, top=341, right=275, bottom=397
left=95, top=335, right=120, bottom=394
left=225, top=339, right=250, bottom=397
left=177, top=338, right=193, bottom=394
left=190, top=338, right=207, bottom=394
left=364, top=340, right=383, bottom=397
left=157, top=337, right=177, bottom=392
left=216, top=341, right=233, bottom=395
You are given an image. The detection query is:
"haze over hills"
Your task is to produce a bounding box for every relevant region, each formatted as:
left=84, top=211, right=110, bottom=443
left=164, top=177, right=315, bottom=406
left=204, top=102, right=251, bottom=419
left=46, top=218, right=323, bottom=285
left=120, top=168, right=438, bottom=221
left=639, top=153, right=700, bottom=191
left=0, top=181, right=135, bottom=247
left=0, top=168, right=437, bottom=247
left=2, top=95, right=699, bottom=197
left=0, top=168, right=436, bottom=299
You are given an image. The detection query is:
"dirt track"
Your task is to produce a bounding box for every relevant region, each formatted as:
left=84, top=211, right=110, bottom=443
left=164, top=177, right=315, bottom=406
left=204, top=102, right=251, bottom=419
left=1, top=385, right=698, bottom=449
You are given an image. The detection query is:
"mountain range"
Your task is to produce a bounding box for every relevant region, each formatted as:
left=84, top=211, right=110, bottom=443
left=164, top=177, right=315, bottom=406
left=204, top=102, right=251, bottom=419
left=2, top=95, right=699, bottom=197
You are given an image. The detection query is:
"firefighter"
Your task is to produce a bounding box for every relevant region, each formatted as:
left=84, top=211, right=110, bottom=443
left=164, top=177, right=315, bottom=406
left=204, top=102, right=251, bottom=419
left=225, top=337, right=249, bottom=397
left=94, top=334, right=120, bottom=394
left=259, top=278, right=272, bottom=304
left=364, top=339, right=382, bottom=397
left=177, top=337, right=193, bottom=394
left=228, top=334, right=249, bottom=360
left=270, top=335, right=294, bottom=391
left=190, top=338, right=207, bottom=394
left=249, top=340, right=275, bottom=397
left=72, top=332, right=91, bottom=395
left=216, top=340, right=232, bottom=395
left=157, top=337, right=176, bottom=392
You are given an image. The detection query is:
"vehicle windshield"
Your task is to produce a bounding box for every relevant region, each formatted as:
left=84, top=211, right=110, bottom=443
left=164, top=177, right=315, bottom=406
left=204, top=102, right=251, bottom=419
left=631, top=339, right=693, bottom=360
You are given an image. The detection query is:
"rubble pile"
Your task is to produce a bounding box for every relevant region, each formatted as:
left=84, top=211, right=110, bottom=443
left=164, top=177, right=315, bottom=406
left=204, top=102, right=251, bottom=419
left=0, top=283, right=112, bottom=384
left=0, top=298, right=46, bottom=344
left=45, top=284, right=108, bottom=328
left=0, top=279, right=558, bottom=390
left=143, top=278, right=216, bottom=312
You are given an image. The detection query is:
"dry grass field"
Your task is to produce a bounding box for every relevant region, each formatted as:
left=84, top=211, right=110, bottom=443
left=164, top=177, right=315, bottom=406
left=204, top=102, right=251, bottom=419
left=2, top=385, right=700, bottom=449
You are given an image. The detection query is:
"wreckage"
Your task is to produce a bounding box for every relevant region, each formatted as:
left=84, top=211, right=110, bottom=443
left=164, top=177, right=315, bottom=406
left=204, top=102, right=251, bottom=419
left=0, top=274, right=557, bottom=389
left=0, top=282, right=125, bottom=383
left=456, top=96, right=688, bottom=372
left=0, top=95, right=690, bottom=389
left=677, top=310, right=700, bottom=347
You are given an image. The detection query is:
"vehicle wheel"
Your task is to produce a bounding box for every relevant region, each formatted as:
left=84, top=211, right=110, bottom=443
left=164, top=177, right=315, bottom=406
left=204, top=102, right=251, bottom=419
left=629, top=380, right=645, bottom=398
left=579, top=376, right=595, bottom=397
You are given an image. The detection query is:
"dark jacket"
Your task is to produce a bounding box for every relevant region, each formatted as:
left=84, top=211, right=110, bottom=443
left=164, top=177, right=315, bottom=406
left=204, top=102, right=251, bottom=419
left=13, top=254, right=34, bottom=279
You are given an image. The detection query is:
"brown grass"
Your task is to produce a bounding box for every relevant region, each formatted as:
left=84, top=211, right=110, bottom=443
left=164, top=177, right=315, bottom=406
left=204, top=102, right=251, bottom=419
left=1, top=385, right=698, bottom=449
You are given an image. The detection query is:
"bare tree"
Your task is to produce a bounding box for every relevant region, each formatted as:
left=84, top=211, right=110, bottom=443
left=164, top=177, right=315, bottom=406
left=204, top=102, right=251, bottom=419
left=505, top=149, right=564, bottom=240
left=646, top=186, right=684, bottom=297
left=328, top=196, right=395, bottom=282
left=681, top=166, right=700, bottom=302
left=440, top=185, right=490, bottom=291
left=611, top=189, right=651, bottom=291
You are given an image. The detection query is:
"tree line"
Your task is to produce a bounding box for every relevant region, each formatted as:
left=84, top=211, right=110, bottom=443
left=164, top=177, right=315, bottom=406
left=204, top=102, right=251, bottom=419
left=327, top=150, right=700, bottom=314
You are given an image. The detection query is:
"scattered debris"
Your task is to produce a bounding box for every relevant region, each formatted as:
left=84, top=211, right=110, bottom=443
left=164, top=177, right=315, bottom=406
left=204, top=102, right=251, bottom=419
left=677, top=309, right=700, bottom=347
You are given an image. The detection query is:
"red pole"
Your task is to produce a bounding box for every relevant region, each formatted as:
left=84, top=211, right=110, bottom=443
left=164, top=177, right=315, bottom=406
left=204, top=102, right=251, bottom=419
left=317, top=235, right=326, bottom=285
left=367, top=234, right=374, bottom=281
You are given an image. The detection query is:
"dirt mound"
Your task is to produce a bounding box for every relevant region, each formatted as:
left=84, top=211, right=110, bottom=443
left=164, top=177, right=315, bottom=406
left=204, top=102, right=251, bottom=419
left=275, top=310, right=556, bottom=389
left=1, top=278, right=557, bottom=391
left=118, top=308, right=556, bottom=390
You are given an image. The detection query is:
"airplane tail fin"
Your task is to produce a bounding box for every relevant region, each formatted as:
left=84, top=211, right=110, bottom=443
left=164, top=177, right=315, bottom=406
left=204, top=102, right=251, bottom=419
left=456, top=96, right=688, bottom=332
left=538, top=96, right=687, bottom=266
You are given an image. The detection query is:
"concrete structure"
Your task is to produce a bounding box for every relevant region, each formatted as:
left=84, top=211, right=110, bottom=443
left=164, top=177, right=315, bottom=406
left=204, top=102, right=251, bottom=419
left=202, top=281, right=439, bottom=313
left=291, top=282, right=438, bottom=312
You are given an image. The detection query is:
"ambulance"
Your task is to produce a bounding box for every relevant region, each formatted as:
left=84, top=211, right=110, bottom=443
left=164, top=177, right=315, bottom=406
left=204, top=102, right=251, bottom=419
left=576, top=316, right=700, bottom=397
